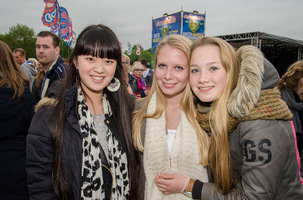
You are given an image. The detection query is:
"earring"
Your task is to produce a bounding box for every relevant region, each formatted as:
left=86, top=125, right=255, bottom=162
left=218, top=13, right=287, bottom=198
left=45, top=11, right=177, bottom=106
left=107, top=78, right=120, bottom=92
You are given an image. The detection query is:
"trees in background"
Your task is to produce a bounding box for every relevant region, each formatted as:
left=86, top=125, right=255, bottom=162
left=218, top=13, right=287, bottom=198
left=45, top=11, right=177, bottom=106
left=123, top=45, right=153, bottom=68
left=3, top=24, right=36, bottom=58
left=0, top=23, right=71, bottom=59
left=1, top=23, right=153, bottom=64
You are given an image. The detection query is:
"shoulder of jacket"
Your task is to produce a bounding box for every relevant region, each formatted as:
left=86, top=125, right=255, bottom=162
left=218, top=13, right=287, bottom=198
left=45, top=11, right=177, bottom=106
left=234, top=119, right=290, bottom=137
left=54, top=63, right=66, bottom=72
left=35, top=97, right=57, bottom=112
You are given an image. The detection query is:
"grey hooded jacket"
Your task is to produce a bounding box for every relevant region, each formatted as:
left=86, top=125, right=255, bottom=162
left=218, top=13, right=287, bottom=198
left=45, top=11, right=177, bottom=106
left=20, top=62, right=37, bottom=91
left=200, top=47, right=303, bottom=199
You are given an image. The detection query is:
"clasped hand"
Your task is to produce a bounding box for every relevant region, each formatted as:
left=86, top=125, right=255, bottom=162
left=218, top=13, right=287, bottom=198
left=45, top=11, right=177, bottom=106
left=154, top=173, right=188, bottom=195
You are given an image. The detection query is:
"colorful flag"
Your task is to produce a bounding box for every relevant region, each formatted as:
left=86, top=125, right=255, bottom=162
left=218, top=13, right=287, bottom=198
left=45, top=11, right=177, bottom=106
left=41, top=0, right=75, bottom=46
left=119, top=42, right=122, bottom=50
left=136, top=44, right=141, bottom=55
left=127, top=42, right=131, bottom=55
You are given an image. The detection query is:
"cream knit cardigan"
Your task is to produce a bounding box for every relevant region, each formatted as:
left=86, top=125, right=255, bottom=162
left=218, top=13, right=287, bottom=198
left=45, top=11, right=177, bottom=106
left=143, top=94, right=208, bottom=200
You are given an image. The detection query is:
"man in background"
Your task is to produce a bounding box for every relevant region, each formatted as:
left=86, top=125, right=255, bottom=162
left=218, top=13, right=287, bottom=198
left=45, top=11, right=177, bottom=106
left=139, top=58, right=153, bottom=87
left=13, top=48, right=37, bottom=90
left=36, top=31, right=68, bottom=100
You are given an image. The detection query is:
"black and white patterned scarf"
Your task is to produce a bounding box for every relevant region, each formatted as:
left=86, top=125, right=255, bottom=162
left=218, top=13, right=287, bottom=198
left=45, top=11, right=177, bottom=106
left=77, top=88, right=129, bottom=199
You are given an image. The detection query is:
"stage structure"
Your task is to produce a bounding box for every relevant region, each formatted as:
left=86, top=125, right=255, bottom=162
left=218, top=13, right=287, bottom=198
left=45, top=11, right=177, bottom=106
left=216, top=32, right=303, bottom=76
left=152, top=10, right=206, bottom=52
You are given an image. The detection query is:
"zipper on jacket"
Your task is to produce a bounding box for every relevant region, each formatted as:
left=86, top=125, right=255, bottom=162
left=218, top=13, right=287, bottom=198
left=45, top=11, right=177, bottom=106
left=102, top=164, right=113, bottom=199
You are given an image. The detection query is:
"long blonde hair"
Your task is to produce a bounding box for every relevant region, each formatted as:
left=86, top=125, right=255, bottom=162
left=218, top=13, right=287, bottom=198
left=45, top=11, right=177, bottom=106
left=191, top=37, right=239, bottom=194
left=132, top=34, right=210, bottom=166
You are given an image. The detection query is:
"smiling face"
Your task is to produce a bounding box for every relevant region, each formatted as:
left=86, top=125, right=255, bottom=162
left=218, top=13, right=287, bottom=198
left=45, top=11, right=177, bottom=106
left=190, top=44, right=227, bottom=102
left=155, top=45, right=189, bottom=99
left=74, top=55, right=117, bottom=98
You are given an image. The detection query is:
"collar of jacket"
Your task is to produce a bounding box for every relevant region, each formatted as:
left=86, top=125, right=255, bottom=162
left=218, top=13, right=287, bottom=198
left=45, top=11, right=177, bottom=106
left=45, top=57, right=66, bottom=78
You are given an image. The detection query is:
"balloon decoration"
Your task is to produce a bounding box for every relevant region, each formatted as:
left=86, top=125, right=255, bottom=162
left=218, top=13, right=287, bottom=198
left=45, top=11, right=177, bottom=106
left=42, top=0, right=76, bottom=46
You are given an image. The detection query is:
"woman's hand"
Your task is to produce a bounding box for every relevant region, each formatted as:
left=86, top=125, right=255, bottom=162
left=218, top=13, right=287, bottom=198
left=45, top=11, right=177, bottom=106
left=154, top=173, right=188, bottom=195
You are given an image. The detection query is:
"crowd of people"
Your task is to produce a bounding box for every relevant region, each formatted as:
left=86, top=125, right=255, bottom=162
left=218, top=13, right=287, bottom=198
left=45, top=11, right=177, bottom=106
left=1, top=23, right=303, bottom=200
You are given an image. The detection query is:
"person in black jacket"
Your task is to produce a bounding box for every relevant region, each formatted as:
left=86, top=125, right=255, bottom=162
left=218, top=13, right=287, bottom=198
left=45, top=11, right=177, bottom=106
left=139, top=57, right=153, bottom=87
left=26, top=24, right=138, bottom=200
left=36, top=31, right=68, bottom=101
left=278, top=61, right=303, bottom=157
left=0, top=41, right=35, bottom=200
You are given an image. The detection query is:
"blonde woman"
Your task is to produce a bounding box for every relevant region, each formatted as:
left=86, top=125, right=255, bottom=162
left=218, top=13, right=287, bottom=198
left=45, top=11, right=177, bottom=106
left=186, top=37, right=303, bottom=199
left=132, top=35, right=209, bottom=199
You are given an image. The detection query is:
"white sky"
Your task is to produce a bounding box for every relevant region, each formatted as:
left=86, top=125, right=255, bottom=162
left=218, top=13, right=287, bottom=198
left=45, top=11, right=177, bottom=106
left=1, top=0, right=302, bottom=51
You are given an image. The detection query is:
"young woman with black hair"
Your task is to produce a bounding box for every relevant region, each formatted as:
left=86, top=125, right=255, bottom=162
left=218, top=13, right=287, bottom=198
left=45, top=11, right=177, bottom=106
left=26, top=24, right=138, bottom=200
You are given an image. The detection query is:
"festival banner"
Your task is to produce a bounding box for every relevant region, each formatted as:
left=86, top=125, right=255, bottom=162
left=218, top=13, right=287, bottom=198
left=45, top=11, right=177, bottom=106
left=182, top=12, right=205, bottom=42
left=42, top=0, right=60, bottom=33
left=152, top=12, right=181, bottom=52
left=41, top=0, right=76, bottom=46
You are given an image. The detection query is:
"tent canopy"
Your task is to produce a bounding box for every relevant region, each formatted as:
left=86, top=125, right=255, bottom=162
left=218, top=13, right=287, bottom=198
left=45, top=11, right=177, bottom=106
left=215, top=31, right=303, bottom=75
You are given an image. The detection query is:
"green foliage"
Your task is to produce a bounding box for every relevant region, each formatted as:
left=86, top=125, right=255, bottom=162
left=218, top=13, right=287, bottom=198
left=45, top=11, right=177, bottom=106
left=0, top=34, right=7, bottom=42
left=0, top=23, right=72, bottom=60
left=4, top=24, right=36, bottom=58
left=59, top=38, right=72, bottom=59
left=123, top=45, right=154, bottom=68
left=2, top=24, right=156, bottom=64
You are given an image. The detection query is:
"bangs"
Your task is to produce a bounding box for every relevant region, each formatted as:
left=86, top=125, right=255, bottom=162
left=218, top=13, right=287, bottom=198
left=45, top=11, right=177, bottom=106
left=74, top=27, right=121, bottom=60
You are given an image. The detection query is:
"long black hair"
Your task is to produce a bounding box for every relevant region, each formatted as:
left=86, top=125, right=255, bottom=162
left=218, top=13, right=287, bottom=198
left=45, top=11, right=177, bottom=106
left=50, top=24, right=137, bottom=199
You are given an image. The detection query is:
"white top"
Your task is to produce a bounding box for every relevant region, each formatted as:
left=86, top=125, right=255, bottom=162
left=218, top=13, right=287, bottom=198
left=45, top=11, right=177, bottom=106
left=166, top=129, right=176, bottom=155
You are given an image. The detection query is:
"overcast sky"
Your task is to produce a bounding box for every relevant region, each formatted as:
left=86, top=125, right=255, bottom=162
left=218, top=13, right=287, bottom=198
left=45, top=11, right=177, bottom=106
left=1, top=0, right=302, bottom=51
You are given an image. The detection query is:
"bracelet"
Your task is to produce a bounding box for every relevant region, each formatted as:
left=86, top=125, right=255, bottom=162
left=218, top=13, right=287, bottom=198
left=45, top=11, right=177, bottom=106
left=181, top=177, right=190, bottom=193
left=182, top=178, right=196, bottom=198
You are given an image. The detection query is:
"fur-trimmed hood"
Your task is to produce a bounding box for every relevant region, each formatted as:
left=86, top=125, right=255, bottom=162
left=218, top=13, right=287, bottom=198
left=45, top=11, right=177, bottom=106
left=34, top=97, right=57, bottom=112
left=227, top=45, right=280, bottom=118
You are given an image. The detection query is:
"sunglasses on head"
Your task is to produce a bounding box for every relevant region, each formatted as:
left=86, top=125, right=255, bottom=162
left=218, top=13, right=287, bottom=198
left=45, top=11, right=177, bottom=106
left=134, top=69, right=144, bottom=72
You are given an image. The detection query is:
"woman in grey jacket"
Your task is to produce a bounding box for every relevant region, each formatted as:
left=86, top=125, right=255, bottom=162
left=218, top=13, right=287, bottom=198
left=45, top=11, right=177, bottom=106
left=155, top=37, right=303, bottom=199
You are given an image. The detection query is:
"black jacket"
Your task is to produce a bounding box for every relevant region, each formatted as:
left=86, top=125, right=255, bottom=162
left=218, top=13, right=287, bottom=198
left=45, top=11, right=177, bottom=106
left=0, top=86, right=34, bottom=200
left=26, top=85, right=127, bottom=200
left=130, top=77, right=146, bottom=98
left=38, top=57, right=68, bottom=100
